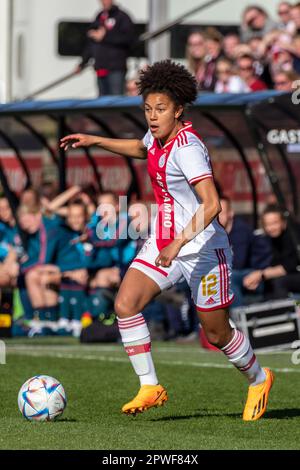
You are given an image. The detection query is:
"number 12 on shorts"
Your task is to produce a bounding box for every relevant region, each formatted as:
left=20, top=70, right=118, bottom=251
left=201, top=274, right=217, bottom=297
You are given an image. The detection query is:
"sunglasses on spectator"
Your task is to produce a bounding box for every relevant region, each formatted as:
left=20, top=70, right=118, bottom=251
left=278, top=9, right=289, bottom=15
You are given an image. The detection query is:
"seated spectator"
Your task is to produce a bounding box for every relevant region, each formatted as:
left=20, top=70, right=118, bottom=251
left=243, top=205, right=300, bottom=300
left=215, top=58, right=249, bottom=93
left=236, top=54, right=268, bottom=90
left=277, top=2, right=295, bottom=34
left=17, top=204, right=61, bottom=335
left=55, top=200, right=91, bottom=337
left=126, top=78, right=139, bottom=96
left=39, top=181, right=59, bottom=205
left=186, top=30, right=207, bottom=90
left=20, top=187, right=40, bottom=210
left=79, top=184, right=99, bottom=217
left=273, top=69, right=300, bottom=90
left=290, top=2, right=300, bottom=35
left=203, top=27, right=224, bottom=91
left=223, top=33, right=241, bottom=61
left=240, top=5, right=277, bottom=42
left=0, top=196, right=17, bottom=244
left=267, top=33, right=300, bottom=75
left=87, top=191, right=137, bottom=318
left=218, top=196, right=272, bottom=307
left=128, top=200, right=151, bottom=249
left=0, top=243, right=19, bottom=287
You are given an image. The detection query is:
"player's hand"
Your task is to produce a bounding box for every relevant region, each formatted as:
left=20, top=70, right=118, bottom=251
left=243, top=270, right=263, bottom=290
left=87, top=27, right=106, bottom=42
left=155, top=240, right=182, bottom=268
left=60, top=134, right=98, bottom=150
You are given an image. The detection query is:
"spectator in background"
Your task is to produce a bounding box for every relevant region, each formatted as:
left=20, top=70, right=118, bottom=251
left=17, top=204, right=61, bottom=335
left=55, top=200, right=91, bottom=337
left=219, top=196, right=272, bottom=307
left=126, top=78, right=139, bottom=96
left=240, top=5, right=277, bottom=42
left=203, top=27, right=224, bottom=91
left=244, top=205, right=300, bottom=300
left=236, top=54, right=268, bottom=91
left=277, top=2, right=295, bottom=34
left=246, top=36, right=274, bottom=87
left=215, top=58, right=249, bottom=93
left=290, top=3, right=300, bottom=35
left=0, top=244, right=19, bottom=288
left=223, top=33, right=241, bottom=61
left=86, top=191, right=137, bottom=318
left=20, top=187, right=40, bottom=211
left=0, top=197, right=16, bottom=245
left=273, top=69, right=299, bottom=90
left=186, top=30, right=207, bottom=90
left=267, top=32, right=300, bottom=75
left=78, top=0, right=135, bottom=96
left=39, top=181, right=58, bottom=206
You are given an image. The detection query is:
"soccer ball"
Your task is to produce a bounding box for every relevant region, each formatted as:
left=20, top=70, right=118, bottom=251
left=18, top=375, right=67, bottom=421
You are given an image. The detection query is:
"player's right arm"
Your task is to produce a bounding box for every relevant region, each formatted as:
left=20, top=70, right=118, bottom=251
left=60, top=134, right=147, bottom=159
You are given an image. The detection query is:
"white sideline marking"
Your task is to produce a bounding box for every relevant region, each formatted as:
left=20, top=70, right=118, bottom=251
left=5, top=343, right=293, bottom=355
left=7, top=348, right=300, bottom=374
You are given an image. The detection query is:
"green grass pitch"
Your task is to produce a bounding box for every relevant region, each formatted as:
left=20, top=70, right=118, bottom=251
left=1, top=337, right=300, bottom=450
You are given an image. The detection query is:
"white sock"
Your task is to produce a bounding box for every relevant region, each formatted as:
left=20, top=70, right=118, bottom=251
left=221, top=329, right=266, bottom=385
left=118, top=313, right=158, bottom=386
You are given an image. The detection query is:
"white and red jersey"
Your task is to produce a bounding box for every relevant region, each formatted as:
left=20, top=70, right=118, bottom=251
left=143, top=121, right=229, bottom=256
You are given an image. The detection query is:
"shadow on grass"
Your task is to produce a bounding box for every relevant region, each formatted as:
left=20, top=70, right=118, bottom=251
left=151, top=408, right=300, bottom=422
left=54, top=418, right=78, bottom=423
left=264, top=408, right=300, bottom=420
left=150, top=409, right=241, bottom=422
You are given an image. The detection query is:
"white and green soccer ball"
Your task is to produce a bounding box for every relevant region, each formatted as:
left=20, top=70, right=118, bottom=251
left=18, top=375, right=67, bottom=421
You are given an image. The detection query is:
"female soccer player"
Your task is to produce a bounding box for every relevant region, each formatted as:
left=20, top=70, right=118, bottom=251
left=61, top=60, right=274, bottom=421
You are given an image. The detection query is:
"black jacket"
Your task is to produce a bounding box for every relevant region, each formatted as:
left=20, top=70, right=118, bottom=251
left=228, top=217, right=272, bottom=270
left=270, top=226, right=300, bottom=274
left=81, top=5, right=135, bottom=72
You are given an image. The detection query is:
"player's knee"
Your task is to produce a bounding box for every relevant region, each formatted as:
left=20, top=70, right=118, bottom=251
left=114, top=297, right=140, bottom=318
left=204, top=329, right=228, bottom=348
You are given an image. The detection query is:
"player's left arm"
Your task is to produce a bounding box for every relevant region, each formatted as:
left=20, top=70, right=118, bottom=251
left=155, top=178, right=221, bottom=267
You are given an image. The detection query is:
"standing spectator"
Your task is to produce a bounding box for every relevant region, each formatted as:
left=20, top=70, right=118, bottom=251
left=215, top=58, right=249, bottom=93
left=186, top=30, right=207, bottom=90
left=78, top=0, right=135, bottom=96
left=236, top=54, right=268, bottom=90
left=240, top=6, right=277, bottom=42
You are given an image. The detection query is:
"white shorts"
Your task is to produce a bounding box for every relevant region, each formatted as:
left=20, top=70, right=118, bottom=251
left=129, top=237, right=234, bottom=312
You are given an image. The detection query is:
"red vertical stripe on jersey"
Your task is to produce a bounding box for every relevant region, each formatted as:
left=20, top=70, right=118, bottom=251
left=216, top=249, right=224, bottom=304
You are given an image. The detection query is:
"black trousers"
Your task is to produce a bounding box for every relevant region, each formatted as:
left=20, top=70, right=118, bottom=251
left=264, top=273, right=300, bottom=300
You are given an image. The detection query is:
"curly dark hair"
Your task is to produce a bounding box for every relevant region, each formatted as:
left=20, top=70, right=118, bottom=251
left=137, top=60, right=198, bottom=106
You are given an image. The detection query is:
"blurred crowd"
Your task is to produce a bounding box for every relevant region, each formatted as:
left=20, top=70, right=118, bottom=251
left=125, top=2, right=300, bottom=96
left=0, top=181, right=299, bottom=341
left=185, top=2, right=300, bottom=94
